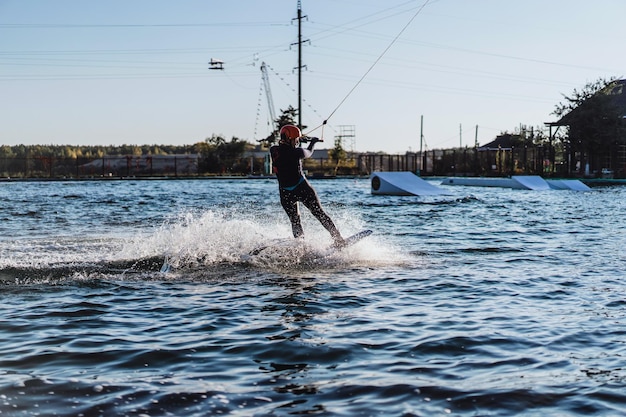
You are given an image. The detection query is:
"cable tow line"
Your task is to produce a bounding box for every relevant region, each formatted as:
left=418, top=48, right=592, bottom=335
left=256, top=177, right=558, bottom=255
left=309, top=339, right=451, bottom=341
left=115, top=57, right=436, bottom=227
left=319, top=0, right=432, bottom=128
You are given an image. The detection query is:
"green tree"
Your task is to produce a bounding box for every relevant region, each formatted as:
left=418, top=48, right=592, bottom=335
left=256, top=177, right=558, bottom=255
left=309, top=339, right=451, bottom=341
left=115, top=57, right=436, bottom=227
left=199, top=135, right=249, bottom=174
left=329, top=136, right=348, bottom=175
left=200, top=134, right=224, bottom=172
left=259, top=105, right=305, bottom=147
left=275, top=105, right=300, bottom=130
left=329, top=137, right=346, bottom=164
left=0, top=145, right=15, bottom=158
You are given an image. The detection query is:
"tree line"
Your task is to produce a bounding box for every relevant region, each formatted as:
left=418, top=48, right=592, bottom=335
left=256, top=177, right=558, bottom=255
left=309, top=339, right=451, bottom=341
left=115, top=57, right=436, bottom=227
left=0, top=139, right=261, bottom=177
left=0, top=106, right=307, bottom=177
left=2, top=78, right=625, bottom=178
left=0, top=144, right=201, bottom=160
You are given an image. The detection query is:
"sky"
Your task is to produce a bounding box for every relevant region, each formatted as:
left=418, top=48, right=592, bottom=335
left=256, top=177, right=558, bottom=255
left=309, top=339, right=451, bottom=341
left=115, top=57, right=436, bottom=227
left=1, top=0, right=624, bottom=153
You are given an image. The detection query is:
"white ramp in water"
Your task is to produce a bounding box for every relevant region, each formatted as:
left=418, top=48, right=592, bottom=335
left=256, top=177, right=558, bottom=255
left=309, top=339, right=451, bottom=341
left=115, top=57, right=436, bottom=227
left=546, top=179, right=591, bottom=191
left=441, top=177, right=521, bottom=188
left=441, top=175, right=590, bottom=191
left=511, top=176, right=551, bottom=190
left=371, top=172, right=450, bottom=196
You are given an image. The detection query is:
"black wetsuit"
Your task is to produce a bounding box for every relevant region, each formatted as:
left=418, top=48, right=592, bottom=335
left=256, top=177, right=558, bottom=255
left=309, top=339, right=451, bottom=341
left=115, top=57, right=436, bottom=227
left=270, top=141, right=342, bottom=243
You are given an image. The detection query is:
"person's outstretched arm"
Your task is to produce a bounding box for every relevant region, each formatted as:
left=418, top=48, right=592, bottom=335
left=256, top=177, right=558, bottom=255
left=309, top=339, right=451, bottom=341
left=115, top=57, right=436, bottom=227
left=302, top=137, right=320, bottom=158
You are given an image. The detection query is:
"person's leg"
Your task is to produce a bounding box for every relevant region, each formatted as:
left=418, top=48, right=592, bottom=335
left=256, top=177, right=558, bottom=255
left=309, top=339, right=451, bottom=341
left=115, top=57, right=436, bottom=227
left=298, top=181, right=344, bottom=244
left=280, top=187, right=304, bottom=238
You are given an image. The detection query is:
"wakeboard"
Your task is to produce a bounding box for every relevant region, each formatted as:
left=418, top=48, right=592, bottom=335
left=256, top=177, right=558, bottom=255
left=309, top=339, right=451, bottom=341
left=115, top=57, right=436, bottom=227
left=244, top=230, right=372, bottom=261
left=313, top=229, right=373, bottom=260
left=336, top=229, right=373, bottom=249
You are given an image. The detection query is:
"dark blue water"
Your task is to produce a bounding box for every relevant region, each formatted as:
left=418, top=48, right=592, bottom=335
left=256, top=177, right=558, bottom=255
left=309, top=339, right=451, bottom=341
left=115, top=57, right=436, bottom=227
left=1, top=178, right=625, bottom=416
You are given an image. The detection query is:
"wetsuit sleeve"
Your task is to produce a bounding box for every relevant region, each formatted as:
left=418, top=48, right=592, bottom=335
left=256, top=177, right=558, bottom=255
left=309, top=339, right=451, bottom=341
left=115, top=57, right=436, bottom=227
left=302, top=138, right=318, bottom=159
left=270, top=146, right=280, bottom=173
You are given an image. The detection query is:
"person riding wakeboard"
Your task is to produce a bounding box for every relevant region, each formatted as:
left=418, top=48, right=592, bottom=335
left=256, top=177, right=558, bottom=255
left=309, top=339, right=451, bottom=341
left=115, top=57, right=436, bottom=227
left=270, top=124, right=345, bottom=247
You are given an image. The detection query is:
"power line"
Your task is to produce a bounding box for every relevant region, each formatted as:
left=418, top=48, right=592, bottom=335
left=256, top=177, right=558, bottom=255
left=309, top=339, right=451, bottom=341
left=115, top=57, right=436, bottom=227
left=0, top=22, right=288, bottom=29
left=320, top=0, right=432, bottom=127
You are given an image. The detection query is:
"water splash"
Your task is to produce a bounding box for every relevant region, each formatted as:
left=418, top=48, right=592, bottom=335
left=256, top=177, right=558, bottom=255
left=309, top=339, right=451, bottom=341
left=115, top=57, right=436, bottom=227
left=131, top=208, right=407, bottom=273
left=1, top=207, right=407, bottom=283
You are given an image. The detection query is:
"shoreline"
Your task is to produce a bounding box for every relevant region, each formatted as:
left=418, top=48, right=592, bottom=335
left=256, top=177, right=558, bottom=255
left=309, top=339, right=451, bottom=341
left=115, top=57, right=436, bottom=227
left=1, top=175, right=625, bottom=186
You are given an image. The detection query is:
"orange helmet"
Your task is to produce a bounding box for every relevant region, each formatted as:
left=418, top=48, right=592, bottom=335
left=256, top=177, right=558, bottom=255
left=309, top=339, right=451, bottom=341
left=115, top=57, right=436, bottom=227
left=279, top=125, right=301, bottom=143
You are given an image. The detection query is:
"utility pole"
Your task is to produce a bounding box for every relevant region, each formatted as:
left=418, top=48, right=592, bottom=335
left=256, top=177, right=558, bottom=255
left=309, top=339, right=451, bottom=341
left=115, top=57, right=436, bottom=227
left=419, top=115, right=424, bottom=174
left=474, top=125, right=478, bottom=148
left=459, top=123, right=462, bottom=148
left=292, top=0, right=308, bottom=129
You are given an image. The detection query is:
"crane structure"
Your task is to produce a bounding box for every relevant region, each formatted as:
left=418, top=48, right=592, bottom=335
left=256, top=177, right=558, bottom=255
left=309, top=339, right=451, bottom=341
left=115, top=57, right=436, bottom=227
left=260, top=62, right=276, bottom=132
left=259, top=61, right=278, bottom=176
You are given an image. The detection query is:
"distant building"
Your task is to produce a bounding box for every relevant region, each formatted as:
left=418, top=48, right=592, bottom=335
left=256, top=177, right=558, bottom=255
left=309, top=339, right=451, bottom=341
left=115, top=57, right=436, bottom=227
left=546, top=78, right=626, bottom=176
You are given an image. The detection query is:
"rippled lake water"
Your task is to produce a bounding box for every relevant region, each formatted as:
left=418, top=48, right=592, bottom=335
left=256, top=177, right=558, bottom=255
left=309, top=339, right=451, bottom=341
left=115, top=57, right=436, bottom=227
left=1, top=177, right=625, bottom=416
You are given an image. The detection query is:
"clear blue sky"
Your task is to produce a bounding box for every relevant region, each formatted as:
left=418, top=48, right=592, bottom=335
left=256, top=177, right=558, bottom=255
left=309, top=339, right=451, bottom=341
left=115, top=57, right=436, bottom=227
left=1, top=0, right=624, bottom=153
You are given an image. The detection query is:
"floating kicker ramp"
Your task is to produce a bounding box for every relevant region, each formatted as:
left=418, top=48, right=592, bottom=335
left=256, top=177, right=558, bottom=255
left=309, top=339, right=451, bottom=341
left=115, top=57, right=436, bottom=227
left=545, top=179, right=591, bottom=191
left=441, top=175, right=589, bottom=191
left=370, top=172, right=450, bottom=196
